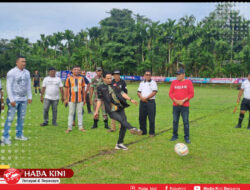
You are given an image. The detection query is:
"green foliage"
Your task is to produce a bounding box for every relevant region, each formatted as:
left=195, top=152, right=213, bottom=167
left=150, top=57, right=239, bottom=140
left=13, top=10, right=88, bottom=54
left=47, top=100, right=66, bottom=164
left=0, top=3, right=250, bottom=77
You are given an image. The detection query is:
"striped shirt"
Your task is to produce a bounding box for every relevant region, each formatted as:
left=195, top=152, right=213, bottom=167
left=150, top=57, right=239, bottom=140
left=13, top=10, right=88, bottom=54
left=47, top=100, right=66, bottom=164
left=65, top=76, right=85, bottom=103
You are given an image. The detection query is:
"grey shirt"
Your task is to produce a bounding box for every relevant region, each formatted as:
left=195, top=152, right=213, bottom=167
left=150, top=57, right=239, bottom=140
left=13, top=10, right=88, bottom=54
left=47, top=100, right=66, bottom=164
left=6, top=67, right=32, bottom=102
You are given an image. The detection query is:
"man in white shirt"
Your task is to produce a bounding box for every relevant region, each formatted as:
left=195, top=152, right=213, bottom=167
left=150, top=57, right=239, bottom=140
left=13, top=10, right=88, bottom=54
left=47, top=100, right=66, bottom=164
left=0, top=79, right=4, bottom=114
left=235, top=74, right=250, bottom=129
left=137, top=70, right=158, bottom=137
left=40, top=67, right=64, bottom=126
left=2, top=56, right=32, bottom=145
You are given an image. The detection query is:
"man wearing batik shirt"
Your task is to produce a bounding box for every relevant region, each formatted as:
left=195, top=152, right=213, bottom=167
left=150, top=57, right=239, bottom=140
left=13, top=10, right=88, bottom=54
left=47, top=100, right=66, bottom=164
left=64, top=66, right=86, bottom=133
left=169, top=68, right=194, bottom=144
left=2, top=56, right=32, bottom=145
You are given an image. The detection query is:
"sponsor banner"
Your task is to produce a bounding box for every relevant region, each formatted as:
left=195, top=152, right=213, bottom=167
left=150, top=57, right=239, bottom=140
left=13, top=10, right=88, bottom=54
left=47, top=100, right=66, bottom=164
left=187, top=77, right=210, bottom=84
left=59, top=71, right=247, bottom=84
left=209, top=78, right=236, bottom=84
left=165, top=77, right=177, bottom=82
left=0, top=184, right=249, bottom=190
left=123, top=76, right=141, bottom=81
left=60, top=71, right=71, bottom=81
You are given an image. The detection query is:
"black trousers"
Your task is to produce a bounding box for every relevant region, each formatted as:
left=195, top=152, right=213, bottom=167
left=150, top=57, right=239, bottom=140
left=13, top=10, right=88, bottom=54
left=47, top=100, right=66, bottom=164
left=109, top=109, right=134, bottom=144
left=139, top=100, right=156, bottom=135
left=86, top=93, right=92, bottom=113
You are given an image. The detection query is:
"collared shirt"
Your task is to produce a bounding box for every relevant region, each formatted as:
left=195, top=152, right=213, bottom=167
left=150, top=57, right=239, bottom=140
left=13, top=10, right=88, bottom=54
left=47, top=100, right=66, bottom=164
left=64, top=76, right=85, bottom=103
left=138, top=79, right=158, bottom=100
left=42, top=76, right=63, bottom=100
left=6, top=67, right=32, bottom=102
left=241, top=79, right=250, bottom=99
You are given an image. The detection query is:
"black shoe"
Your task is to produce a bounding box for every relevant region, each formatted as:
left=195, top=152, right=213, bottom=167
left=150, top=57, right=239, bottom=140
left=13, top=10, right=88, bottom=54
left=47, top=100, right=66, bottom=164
left=40, top=123, right=48, bottom=126
left=170, top=136, right=178, bottom=141
left=235, top=124, right=241, bottom=128
left=52, top=123, right=58, bottom=126
left=247, top=125, right=250, bottom=129
left=104, top=120, right=110, bottom=129
left=185, top=139, right=191, bottom=144
left=91, top=119, right=98, bottom=129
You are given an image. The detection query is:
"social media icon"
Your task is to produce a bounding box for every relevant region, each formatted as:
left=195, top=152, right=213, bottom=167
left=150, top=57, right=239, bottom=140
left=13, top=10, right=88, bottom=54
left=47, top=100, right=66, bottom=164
left=194, top=186, right=201, bottom=190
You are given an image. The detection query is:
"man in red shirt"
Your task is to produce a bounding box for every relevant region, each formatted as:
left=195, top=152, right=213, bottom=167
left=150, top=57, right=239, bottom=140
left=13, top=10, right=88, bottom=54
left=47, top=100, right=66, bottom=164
left=169, top=68, right=194, bottom=144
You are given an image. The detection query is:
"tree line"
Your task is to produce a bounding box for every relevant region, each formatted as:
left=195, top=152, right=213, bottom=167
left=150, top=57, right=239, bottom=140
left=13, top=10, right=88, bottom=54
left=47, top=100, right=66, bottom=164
left=0, top=3, right=250, bottom=78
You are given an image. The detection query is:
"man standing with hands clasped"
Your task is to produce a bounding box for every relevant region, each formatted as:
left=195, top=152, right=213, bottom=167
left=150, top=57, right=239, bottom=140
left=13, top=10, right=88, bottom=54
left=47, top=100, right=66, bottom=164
left=169, top=68, right=194, bottom=144
left=137, top=70, right=158, bottom=137
left=2, top=56, right=32, bottom=145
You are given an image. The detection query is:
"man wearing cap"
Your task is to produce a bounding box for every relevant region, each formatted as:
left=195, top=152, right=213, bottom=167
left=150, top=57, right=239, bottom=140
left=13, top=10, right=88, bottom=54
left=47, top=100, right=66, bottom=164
left=137, top=70, right=158, bottom=137
left=234, top=73, right=250, bottom=129
left=169, top=68, right=194, bottom=144
left=40, top=67, right=64, bottom=126
left=110, top=70, right=128, bottom=132
left=90, top=67, right=110, bottom=129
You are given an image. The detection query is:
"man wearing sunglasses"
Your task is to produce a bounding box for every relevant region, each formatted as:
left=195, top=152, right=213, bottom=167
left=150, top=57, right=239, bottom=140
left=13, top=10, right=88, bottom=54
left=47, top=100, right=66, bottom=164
left=137, top=70, right=158, bottom=137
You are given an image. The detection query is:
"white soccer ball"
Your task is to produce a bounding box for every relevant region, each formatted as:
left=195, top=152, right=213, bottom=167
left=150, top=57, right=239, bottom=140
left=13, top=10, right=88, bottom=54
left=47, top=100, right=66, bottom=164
left=174, top=143, right=189, bottom=156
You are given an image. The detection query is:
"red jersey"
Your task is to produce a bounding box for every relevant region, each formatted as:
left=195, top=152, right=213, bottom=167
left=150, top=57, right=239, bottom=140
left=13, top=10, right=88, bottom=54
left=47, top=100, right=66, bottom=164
left=169, top=79, right=194, bottom=107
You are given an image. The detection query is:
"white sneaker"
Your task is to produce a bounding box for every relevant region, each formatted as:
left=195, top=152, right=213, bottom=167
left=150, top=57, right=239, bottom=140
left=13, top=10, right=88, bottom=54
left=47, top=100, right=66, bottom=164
left=3, top=138, right=12, bottom=145
left=115, top=143, right=128, bottom=150
left=15, top=136, right=29, bottom=141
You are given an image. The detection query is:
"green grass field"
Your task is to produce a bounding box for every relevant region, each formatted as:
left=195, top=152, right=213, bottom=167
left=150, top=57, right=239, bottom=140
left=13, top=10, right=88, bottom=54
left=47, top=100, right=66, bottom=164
left=0, top=81, right=250, bottom=184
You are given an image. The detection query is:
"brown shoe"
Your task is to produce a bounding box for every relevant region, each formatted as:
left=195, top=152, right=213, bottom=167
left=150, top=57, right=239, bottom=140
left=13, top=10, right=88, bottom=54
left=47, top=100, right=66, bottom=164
left=79, top=128, right=86, bottom=132
left=65, top=129, right=72, bottom=134
left=73, top=121, right=75, bottom=127
left=108, top=129, right=115, bottom=132
left=129, top=128, right=143, bottom=135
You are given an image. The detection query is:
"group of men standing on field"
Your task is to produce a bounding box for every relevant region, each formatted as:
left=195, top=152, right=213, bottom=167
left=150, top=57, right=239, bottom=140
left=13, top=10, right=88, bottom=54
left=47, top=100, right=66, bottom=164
left=9, top=55, right=250, bottom=150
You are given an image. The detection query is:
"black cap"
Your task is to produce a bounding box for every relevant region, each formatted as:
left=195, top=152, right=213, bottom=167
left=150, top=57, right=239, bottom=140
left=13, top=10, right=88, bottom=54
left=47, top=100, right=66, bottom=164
left=96, top=67, right=102, bottom=71
left=48, top=67, right=56, bottom=71
left=175, top=68, right=185, bottom=75
left=113, top=70, right=121, bottom=75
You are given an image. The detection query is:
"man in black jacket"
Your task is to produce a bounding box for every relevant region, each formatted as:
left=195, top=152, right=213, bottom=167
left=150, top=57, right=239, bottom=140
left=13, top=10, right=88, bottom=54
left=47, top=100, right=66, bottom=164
left=94, top=71, right=142, bottom=150
left=110, top=70, right=128, bottom=132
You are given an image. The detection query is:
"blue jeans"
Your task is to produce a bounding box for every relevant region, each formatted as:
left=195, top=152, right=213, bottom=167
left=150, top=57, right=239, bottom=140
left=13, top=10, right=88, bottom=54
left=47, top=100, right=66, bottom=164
left=3, top=98, right=27, bottom=139
left=172, top=106, right=189, bottom=139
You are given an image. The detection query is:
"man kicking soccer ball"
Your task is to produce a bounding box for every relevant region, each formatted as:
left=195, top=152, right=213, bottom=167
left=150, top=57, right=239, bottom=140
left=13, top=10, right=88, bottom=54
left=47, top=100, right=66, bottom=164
left=235, top=73, right=250, bottom=129
left=94, top=71, right=142, bottom=150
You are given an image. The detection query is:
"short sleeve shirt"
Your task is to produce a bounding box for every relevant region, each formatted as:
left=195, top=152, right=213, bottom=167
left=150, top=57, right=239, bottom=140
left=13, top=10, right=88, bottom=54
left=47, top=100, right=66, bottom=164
left=42, top=76, right=63, bottom=100
left=33, top=74, right=41, bottom=82
left=65, top=76, right=85, bottom=103
left=138, top=80, right=158, bottom=100
left=241, top=80, right=250, bottom=99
